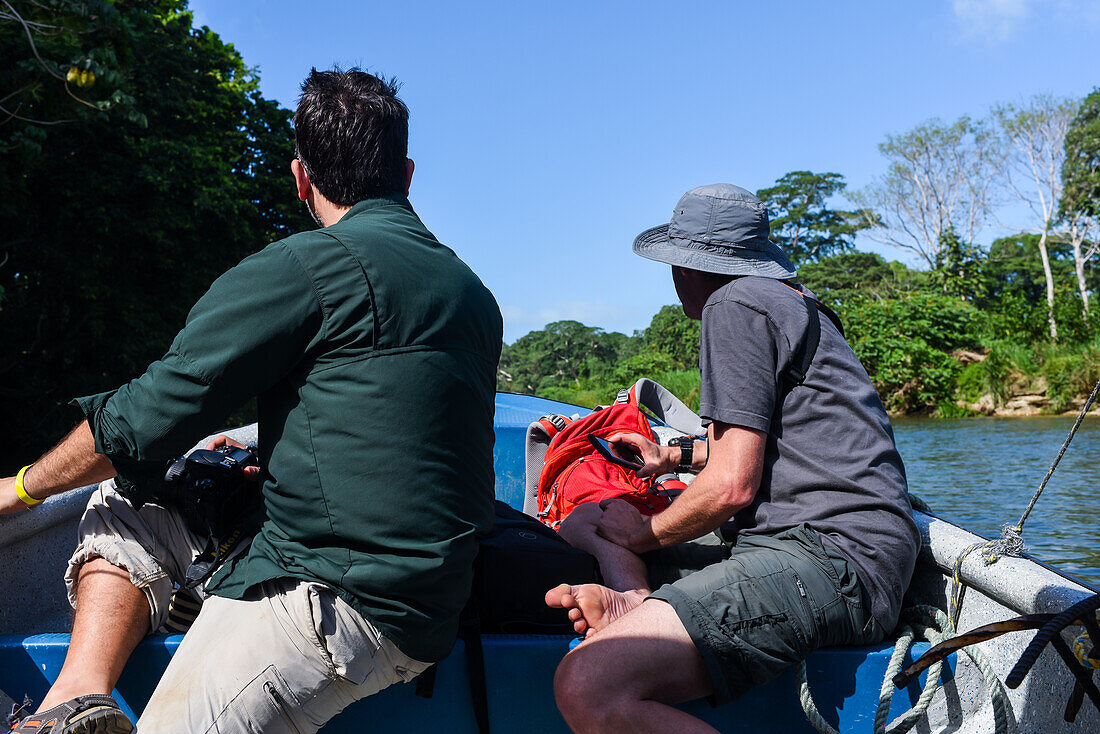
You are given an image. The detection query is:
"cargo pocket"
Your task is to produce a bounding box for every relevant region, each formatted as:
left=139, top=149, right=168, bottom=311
left=712, top=569, right=815, bottom=687
left=205, top=664, right=304, bottom=734
left=304, top=583, right=381, bottom=685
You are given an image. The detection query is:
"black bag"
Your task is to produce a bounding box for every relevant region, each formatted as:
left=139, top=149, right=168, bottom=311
left=470, top=500, right=601, bottom=634
left=414, top=501, right=602, bottom=732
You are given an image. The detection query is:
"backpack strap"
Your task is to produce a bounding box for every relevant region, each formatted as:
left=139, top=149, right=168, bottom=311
left=523, top=415, right=571, bottom=518
left=537, top=414, right=570, bottom=437
left=781, top=283, right=845, bottom=393
left=619, top=379, right=705, bottom=436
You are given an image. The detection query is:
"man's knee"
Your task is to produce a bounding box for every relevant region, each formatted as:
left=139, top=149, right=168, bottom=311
left=553, top=646, right=634, bottom=728
left=557, top=502, right=603, bottom=546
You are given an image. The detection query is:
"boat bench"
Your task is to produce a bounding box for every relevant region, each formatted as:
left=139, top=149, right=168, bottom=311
left=0, top=633, right=948, bottom=733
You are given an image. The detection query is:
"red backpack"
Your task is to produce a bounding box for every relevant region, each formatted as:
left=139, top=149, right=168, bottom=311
left=534, top=392, right=691, bottom=529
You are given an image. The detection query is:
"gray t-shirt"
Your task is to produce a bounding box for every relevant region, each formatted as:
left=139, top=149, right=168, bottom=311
left=699, top=276, right=919, bottom=630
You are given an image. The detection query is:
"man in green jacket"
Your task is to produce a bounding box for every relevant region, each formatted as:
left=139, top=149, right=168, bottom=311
left=1, top=69, right=503, bottom=733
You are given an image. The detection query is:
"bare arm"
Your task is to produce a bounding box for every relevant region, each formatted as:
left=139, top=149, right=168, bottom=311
left=0, top=420, right=116, bottom=514
left=597, top=421, right=765, bottom=552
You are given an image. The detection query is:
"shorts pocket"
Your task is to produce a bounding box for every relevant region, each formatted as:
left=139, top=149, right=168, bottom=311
left=205, top=664, right=304, bottom=734
left=304, top=583, right=381, bottom=685
left=710, top=569, right=814, bottom=686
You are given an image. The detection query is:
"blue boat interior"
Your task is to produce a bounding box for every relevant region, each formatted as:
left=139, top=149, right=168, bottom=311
left=0, top=393, right=946, bottom=732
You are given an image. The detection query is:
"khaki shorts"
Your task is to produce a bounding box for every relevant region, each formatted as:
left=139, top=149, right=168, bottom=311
left=67, top=482, right=429, bottom=733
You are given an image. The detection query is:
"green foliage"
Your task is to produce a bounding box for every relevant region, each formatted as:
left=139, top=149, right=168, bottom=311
left=1060, top=88, right=1100, bottom=221
left=497, top=321, right=635, bottom=393
left=756, top=171, right=868, bottom=264
left=498, top=306, right=705, bottom=410
left=1040, top=341, right=1100, bottom=412
left=798, top=251, right=920, bottom=305
left=0, top=1, right=313, bottom=465
left=642, top=305, right=699, bottom=369
left=838, top=292, right=980, bottom=413
left=612, top=350, right=675, bottom=384
left=932, top=228, right=986, bottom=299
left=0, top=0, right=146, bottom=140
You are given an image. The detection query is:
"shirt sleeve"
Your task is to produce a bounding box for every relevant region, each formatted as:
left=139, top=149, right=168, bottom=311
left=697, top=296, right=792, bottom=433
left=73, top=242, right=325, bottom=504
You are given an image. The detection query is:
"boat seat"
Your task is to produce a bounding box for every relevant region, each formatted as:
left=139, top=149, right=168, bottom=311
left=0, top=633, right=948, bottom=733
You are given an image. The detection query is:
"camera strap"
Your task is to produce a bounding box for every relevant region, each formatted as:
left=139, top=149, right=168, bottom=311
left=183, top=529, right=249, bottom=590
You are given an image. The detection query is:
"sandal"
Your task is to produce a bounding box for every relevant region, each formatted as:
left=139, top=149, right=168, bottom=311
left=8, top=694, right=132, bottom=733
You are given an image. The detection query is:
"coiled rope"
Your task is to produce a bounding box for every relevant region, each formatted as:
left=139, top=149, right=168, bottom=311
left=798, top=606, right=1009, bottom=734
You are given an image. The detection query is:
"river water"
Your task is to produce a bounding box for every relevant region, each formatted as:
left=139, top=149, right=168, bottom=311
left=892, top=415, right=1100, bottom=589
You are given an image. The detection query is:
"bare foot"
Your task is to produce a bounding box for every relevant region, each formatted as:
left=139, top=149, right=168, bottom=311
left=544, top=583, right=647, bottom=636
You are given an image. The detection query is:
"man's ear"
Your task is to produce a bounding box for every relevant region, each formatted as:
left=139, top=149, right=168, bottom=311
left=405, top=158, right=415, bottom=194
left=291, top=158, right=311, bottom=202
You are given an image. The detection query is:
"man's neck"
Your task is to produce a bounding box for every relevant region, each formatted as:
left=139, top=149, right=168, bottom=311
left=310, top=196, right=352, bottom=228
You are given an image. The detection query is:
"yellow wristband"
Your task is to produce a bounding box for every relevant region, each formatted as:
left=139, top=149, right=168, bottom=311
left=14, top=464, right=43, bottom=508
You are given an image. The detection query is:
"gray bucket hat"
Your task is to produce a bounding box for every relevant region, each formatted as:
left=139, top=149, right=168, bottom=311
left=633, top=183, right=796, bottom=279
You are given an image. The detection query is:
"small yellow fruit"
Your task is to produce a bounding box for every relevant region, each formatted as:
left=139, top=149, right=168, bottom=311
left=66, top=67, right=80, bottom=83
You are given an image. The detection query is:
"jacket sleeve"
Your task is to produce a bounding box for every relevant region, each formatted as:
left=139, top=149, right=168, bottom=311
left=73, top=241, right=325, bottom=504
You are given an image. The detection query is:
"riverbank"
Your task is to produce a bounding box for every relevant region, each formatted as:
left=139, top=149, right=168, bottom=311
left=944, top=341, right=1100, bottom=417
left=958, top=396, right=1100, bottom=416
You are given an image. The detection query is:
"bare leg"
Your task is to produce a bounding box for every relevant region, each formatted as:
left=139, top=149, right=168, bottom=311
left=554, top=598, right=717, bottom=733
left=36, top=557, right=150, bottom=711
left=557, top=502, right=650, bottom=593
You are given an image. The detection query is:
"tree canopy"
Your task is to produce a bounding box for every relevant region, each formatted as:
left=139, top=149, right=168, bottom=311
left=1, top=1, right=312, bottom=464
left=756, top=171, right=867, bottom=264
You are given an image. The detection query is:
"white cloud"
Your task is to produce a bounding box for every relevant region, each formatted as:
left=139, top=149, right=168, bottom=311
left=952, top=0, right=1031, bottom=41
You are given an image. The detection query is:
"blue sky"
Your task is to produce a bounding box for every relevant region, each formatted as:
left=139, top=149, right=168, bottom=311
left=188, top=0, right=1100, bottom=342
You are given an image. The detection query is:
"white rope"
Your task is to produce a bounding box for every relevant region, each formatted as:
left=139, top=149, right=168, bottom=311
left=798, top=605, right=1009, bottom=734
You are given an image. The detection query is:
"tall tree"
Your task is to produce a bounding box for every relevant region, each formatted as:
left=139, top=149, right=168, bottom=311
left=797, top=251, right=904, bottom=304
left=853, top=115, right=1003, bottom=268
left=1060, top=89, right=1100, bottom=314
left=994, top=94, right=1077, bottom=338
left=643, top=305, right=700, bottom=369
left=755, top=171, right=868, bottom=264
left=0, top=0, right=144, bottom=132
left=0, top=1, right=313, bottom=464
left=932, top=227, right=985, bottom=300
left=497, top=321, right=630, bottom=393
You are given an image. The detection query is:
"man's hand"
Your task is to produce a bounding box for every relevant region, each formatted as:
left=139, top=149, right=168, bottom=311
left=605, top=432, right=671, bottom=479
left=596, top=498, right=658, bottom=553
left=1, top=476, right=30, bottom=515
left=205, top=435, right=261, bottom=479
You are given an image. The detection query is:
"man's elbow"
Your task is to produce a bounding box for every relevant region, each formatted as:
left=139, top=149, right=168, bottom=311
left=712, top=477, right=756, bottom=516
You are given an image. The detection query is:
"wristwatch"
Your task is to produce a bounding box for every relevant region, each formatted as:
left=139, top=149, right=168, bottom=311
left=666, top=436, right=693, bottom=474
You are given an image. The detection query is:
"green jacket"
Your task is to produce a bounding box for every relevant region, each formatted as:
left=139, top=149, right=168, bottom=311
left=76, top=194, right=503, bottom=662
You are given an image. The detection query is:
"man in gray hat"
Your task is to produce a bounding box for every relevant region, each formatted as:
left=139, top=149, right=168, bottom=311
left=545, top=184, right=919, bottom=732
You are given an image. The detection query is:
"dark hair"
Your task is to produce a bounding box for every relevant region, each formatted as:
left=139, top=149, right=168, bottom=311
left=294, top=68, right=409, bottom=205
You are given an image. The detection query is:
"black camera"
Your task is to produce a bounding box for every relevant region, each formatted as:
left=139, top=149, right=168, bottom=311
left=161, top=445, right=261, bottom=540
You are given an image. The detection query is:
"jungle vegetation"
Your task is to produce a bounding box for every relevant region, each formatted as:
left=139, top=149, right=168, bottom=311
left=499, top=94, right=1100, bottom=417
left=2, top=2, right=1098, bottom=467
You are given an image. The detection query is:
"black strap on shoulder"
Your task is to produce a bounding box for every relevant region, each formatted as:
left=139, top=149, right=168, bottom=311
left=783, top=293, right=820, bottom=392
left=815, top=299, right=845, bottom=338
left=780, top=284, right=845, bottom=394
